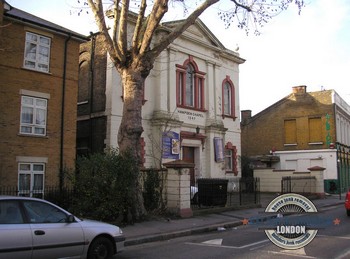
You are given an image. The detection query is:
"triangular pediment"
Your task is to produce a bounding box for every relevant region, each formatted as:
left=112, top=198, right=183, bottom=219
left=161, top=18, right=226, bottom=51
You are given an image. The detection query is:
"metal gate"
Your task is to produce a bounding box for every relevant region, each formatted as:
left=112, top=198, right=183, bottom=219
left=281, top=176, right=316, bottom=195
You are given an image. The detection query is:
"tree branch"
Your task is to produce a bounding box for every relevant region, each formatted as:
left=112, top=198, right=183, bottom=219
left=230, top=0, right=252, bottom=12
left=132, top=0, right=147, bottom=56
left=87, top=0, right=123, bottom=64
left=112, top=0, right=120, bottom=53
left=118, top=0, right=129, bottom=59
left=139, top=0, right=169, bottom=55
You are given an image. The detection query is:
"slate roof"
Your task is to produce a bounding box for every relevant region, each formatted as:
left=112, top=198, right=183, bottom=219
left=4, top=1, right=88, bottom=41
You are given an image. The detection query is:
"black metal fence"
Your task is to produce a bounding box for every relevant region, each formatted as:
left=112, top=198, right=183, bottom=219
left=191, top=177, right=260, bottom=209
left=0, top=186, right=75, bottom=211
left=3, top=177, right=261, bottom=214
left=281, top=176, right=316, bottom=195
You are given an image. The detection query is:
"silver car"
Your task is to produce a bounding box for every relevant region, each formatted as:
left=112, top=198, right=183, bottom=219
left=0, top=195, right=125, bottom=259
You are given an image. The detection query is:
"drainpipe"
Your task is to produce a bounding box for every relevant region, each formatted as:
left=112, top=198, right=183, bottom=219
left=60, top=34, right=71, bottom=191
left=89, top=33, right=96, bottom=153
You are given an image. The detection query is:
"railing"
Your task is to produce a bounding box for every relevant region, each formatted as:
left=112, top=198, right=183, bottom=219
left=191, top=177, right=260, bottom=209
left=2, top=177, right=261, bottom=214
left=281, top=176, right=316, bottom=195
left=0, top=186, right=75, bottom=211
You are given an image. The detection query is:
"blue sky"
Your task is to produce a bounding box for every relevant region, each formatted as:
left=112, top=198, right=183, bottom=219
left=7, top=0, right=350, bottom=115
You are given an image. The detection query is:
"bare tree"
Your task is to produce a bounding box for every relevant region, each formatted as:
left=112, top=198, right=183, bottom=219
left=84, top=0, right=304, bottom=220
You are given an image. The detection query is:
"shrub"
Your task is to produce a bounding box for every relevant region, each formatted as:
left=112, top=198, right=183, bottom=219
left=143, top=169, right=160, bottom=211
left=72, top=149, right=137, bottom=222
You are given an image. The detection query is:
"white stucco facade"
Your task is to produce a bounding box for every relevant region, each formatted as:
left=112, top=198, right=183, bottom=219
left=274, top=149, right=337, bottom=180
left=334, top=91, right=350, bottom=146
left=103, top=19, right=245, bottom=183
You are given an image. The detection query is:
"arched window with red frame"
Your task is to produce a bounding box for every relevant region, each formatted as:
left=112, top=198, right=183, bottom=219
left=176, top=56, right=205, bottom=110
left=222, top=76, right=235, bottom=119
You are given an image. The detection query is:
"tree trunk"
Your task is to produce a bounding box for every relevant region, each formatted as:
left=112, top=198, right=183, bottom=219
left=118, top=67, right=147, bottom=221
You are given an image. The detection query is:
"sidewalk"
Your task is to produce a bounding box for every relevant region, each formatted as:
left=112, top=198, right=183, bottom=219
left=123, top=193, right=344, bottom=247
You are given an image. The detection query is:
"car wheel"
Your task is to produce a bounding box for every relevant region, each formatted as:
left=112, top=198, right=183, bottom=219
left=87, top=237, right=114, bottom=259
left=347, top=209, right=350, bottom=217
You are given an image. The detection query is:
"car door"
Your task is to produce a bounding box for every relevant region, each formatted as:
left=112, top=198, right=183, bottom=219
left=0, top=200, right=33, bottom=259
left=22, top=200, right=85, bottom=259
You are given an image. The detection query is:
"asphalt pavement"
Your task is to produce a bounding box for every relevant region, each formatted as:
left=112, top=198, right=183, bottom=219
left=122, top=193, right=345, bottom=247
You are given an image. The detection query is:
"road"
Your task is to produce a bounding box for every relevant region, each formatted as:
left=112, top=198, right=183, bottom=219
left=118, top=204, right=350, bottom=259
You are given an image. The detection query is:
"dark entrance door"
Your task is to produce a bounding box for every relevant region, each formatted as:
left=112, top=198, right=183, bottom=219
left=183, top=146, right=195, bottom=186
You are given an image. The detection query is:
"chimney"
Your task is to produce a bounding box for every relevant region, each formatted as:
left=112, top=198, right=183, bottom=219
left=292, top=85, right=307, bottom=94
left=241, top=110, right=252, bottom=125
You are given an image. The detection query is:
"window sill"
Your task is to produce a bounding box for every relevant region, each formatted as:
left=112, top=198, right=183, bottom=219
left=77, top=101, right=89, bottom=105
left=222, top=114, right=237, bottom=120
left=22, top=67, right=51, bottom=75
left=176, top=105, right=206, bottom=112
left=308, top=142, right=323, bottom=145
left=18, top=133, right=48, bottom=138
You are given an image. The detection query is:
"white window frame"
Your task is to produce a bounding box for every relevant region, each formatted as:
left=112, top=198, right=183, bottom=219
left=223, top=82, right=232, bottom=116
left=225, top=149, right=233, bottom=171
left=20, top=95, right=47, bottom=136
left=18, top=162, right=45, bottom=198
left=185, top=64, right=195, bottom=107
left=23, top=32, right=51, bottom=73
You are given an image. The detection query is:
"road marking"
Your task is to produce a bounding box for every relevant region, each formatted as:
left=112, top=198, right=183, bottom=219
left=249, top=243, right=269, bottom=251
left=268, top=249, right=317, bottom=258
left=238, top=239, right=270, bottom=249
left=334, top=249, right=350, bottom=259
left=202, top=239, right=223, bottom=245
left=317, top=235, right=350, bottom=240
left=281, top=248, right=306, bottom=255
left=185, top=239, right=270, bottom=249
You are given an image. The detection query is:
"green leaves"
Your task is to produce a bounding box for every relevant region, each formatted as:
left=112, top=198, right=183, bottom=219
left=72, top=148, right=138, bottom=222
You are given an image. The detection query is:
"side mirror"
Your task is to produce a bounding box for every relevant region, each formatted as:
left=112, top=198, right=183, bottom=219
left=66, top=215, right=75, bottom=223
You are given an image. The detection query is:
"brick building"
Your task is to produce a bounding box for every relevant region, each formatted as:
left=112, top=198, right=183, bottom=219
left=77, top=18, right=245, bottom=185
left=241, top=85, right=350, bottom=193
left=0, top=1, right=87, bottom=196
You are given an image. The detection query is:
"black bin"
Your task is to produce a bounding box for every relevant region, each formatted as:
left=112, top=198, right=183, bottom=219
left=197, top=178, right=228, bottom=206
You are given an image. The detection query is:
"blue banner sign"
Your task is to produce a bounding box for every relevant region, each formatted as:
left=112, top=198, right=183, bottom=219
left=162, top=131, right=180, bottom=159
